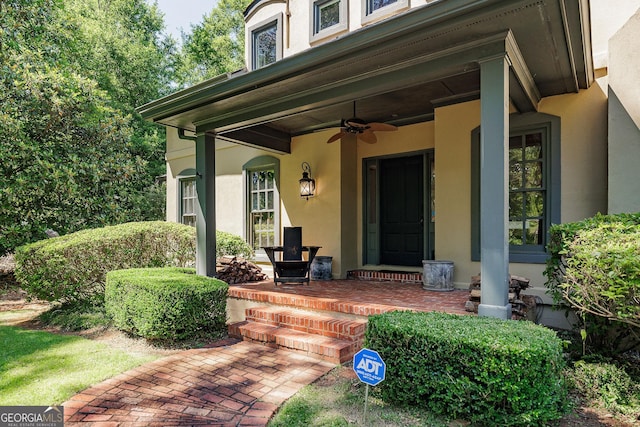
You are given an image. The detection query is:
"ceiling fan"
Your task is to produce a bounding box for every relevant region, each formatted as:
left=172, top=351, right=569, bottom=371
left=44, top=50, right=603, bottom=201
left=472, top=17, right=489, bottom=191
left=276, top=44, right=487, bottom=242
left=326, top=103, right=397, bottom=144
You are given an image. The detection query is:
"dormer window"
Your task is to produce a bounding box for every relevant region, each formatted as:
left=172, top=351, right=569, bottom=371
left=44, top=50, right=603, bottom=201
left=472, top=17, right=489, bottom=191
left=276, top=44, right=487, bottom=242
left=310, top=0, right=348, bottom=43
left=367, top=0, right=397, bottom=14
left=250, top=14, right=283, bottom=70
left=362, top=0, right=408, bottom=25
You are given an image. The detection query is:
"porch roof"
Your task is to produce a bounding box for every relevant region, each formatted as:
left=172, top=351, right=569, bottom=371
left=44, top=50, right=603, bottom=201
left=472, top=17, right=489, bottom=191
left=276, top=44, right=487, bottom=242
left=137, top=0, right=592, bottom=153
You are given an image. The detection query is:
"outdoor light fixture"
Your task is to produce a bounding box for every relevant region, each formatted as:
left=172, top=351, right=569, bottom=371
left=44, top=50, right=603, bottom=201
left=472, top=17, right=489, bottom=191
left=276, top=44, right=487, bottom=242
left=299, top=162, right=316, bottom=200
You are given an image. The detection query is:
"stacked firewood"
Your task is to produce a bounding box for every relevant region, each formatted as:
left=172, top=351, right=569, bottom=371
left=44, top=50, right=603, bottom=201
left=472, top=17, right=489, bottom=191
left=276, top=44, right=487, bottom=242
left=216, top=256, right=269, bottom=284
left=465, top=274, right=536, bottom=320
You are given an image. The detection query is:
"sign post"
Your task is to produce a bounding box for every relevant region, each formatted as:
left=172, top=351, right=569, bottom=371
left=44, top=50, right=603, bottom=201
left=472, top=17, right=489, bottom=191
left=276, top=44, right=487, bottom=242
left=353, top=348, right=386, bottom=424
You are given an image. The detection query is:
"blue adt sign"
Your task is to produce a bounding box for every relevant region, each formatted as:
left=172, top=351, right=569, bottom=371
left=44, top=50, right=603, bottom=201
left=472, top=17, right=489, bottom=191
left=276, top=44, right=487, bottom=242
left=353, top=348, right=386, bottom=386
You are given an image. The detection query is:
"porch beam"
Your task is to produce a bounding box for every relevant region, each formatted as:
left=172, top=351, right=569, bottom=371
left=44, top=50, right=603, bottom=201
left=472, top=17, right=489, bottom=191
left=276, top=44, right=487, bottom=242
left=478, top=54, right=512, bottom=320
left=218, top=125, right=291, bottom=154
left=193, top=34, right=511, bottom=133
left=195, top=133, right=217, bottom=277
left=505, top=31, right=540, bottom=112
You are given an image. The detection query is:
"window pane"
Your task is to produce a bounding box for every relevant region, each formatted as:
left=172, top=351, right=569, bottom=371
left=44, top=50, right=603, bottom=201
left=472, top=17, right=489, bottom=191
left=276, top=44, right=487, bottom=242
left=267, top=191, right=274, bottom=209
left=319, top=0, right=340, bottom=30
left=526, top=191, right=544, bottom=217
left=526, top=219, right=542, bottom=244
left=525, top=161, right=543, bottom=188
left=509, top=163, right=522, bottom=190
left=509, top=136, right=523, bottom=161
left=509, top=192, right=524, bottom=219
left=370, top=0, right=397, bottom=12
left=525, top=133, right=542, bottom=159
left=509, top=225, right=524, bottom=246
left=254, top=23, right=277, bottom=68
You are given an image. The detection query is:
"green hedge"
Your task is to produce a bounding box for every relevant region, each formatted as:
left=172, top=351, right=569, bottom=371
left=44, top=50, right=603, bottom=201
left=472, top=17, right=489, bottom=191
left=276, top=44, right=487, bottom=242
left=544, top=213, right=640, bottom=354
left=366, top=311, right=567, bottom=426
left=545, top=212, right=640, bottom=305
left=105, top=267, right=228, bottom=341
left=15, top=221, right=255, bottom=305
left=15, top=221, right=196, bottom=304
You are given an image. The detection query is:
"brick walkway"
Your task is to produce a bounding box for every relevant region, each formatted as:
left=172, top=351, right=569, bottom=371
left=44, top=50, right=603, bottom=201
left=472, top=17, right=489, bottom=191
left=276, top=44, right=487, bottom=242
left=63, top=339, right=335, bottom=426
left=63, top=280, right=470, bottom=426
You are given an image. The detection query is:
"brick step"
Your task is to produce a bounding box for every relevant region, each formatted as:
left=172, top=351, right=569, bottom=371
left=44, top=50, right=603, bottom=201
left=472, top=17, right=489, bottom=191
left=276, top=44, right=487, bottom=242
left=228, top=321, right=359, bottom=364
left=245, top=306, right=367, bottom=341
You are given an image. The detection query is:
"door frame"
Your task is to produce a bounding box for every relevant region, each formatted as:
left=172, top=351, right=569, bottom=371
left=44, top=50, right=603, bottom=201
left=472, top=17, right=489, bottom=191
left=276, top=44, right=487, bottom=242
left=363, top=149, right=434, bottom=266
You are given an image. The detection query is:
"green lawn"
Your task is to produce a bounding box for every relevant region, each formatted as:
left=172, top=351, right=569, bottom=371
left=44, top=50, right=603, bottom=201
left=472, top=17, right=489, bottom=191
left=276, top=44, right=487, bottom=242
left=0, top=324, right=157, bottom=405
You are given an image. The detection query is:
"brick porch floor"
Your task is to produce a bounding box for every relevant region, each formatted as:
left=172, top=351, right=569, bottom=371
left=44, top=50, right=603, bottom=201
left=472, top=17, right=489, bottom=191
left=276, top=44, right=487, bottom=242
left=229, top=279, right=470, bottom=316
left=63, top=280, right=469, bottom=426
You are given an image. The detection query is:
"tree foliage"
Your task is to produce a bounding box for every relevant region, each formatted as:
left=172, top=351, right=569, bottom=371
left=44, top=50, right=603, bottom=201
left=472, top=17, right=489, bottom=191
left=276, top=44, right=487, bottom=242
left=0, top=0, right=172, bottom=254
left=173, top=0, right=251, bottom=88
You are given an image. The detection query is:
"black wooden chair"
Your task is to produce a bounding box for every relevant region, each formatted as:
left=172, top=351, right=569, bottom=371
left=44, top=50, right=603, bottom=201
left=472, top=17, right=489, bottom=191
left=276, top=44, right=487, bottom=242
left=262, top=227, right=320, bottom=285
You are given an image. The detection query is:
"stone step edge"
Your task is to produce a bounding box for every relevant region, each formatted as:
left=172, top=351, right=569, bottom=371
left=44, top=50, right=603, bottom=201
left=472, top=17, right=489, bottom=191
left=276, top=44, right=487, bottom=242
left=245, top=306, right=366, bottom=341
left=228, top=321, right=360, bottom=364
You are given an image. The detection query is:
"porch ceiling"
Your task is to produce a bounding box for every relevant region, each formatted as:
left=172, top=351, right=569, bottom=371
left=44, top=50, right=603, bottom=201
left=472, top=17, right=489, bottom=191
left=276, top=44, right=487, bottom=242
left=137, top=0, right=592, bottom=153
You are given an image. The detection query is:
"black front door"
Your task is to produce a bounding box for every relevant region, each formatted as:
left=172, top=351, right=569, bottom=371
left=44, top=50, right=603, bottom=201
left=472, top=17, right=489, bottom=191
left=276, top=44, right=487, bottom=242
left=379, top=155, right=424, bottom=266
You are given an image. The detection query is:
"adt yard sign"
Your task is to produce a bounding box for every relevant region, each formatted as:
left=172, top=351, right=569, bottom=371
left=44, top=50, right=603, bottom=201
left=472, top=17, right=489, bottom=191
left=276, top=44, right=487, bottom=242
left=353, top=348, right=386, bottom=386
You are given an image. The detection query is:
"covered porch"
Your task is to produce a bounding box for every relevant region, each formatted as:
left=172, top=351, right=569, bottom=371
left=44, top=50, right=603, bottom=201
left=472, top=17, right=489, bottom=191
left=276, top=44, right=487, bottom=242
left=138, top=0, right=593, bottom=322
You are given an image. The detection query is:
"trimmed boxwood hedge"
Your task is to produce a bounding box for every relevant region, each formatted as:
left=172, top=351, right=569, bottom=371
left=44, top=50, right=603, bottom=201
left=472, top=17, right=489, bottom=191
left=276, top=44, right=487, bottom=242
left=366, top=311, right=568, bottom=426
left=15, top=221, right=253, bottom=305
left=15, top=221, right=196, bottom=304
left=105, top=267, right=228, bottom=341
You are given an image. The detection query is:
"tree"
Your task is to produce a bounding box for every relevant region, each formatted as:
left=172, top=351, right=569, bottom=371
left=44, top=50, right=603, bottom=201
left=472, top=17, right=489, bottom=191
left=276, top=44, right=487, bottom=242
left=0, top=0, right=170, bottom=254
left=173, top=0, right=251, bottom=88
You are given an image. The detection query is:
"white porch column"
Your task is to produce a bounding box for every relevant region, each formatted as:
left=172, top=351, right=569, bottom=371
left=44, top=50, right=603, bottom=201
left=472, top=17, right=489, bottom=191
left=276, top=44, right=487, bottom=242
left=478, top=55, right=511, bottom=320
left=195, top=133, right=217, bottom=277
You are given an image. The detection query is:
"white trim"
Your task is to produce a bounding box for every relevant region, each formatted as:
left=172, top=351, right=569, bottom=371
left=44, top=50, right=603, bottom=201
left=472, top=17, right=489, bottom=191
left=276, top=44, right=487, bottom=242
left=248, top=13, right=283, bottom=71
left=361, top=0, right=409, bottom=26
left=309, top=0, right=349, bottom=44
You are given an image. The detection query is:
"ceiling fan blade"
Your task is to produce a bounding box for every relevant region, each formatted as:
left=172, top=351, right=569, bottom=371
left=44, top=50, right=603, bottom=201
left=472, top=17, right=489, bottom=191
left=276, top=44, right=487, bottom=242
left=368, top=122, right=398, bottom=132
left=358, top=130, right=377, bottom=144
left=327, top=131, right=346, bottom=143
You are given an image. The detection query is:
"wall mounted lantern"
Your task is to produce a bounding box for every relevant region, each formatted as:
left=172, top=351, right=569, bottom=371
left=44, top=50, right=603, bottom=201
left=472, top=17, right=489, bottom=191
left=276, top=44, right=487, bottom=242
left=299, top=162, right=316, bottom=200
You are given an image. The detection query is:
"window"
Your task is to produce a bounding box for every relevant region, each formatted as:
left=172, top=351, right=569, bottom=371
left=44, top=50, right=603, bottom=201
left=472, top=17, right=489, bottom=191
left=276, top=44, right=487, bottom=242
left=368, top=0, right=397, bottom=14
left=179, top=177, right=197, bottom=227
left=508, top=132, right=545, bottom=247
left=311, top=0, right=347, bottom=42
left=250, top=14, right=282, bottom=70
left=471, top=113, right=561, bottom=263
left=362, top=0, right=408, bottom=24
left=243, top=156, right=280, bottom=259
left=249, top=169, right=276, bottom=249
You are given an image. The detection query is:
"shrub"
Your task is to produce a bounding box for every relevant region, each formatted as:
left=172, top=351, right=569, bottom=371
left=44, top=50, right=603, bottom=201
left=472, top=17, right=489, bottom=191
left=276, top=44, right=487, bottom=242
left=216, top=230, right=253, bottom=259
left=366, top=311, right=567, bottom=426
left=105, top=267, right=228, bottom=341
left=568, top=358, right=640, bottom=417
left=15, top=221, right=196, bottom=304
left=544, top=213, right=640, bottom=354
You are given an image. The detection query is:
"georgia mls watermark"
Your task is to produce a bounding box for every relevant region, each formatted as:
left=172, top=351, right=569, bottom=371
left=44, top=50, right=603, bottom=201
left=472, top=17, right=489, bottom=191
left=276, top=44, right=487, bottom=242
left=0, top=406, right=64, bottom=427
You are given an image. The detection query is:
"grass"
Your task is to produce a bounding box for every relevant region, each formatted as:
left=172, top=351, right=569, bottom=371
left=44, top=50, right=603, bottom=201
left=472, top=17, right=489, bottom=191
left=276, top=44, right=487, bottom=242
left=268, top=365, right=450, bottom=427
left=37, top=301, right=111, bottom=331
left=0, top=324, right=157, bottom=405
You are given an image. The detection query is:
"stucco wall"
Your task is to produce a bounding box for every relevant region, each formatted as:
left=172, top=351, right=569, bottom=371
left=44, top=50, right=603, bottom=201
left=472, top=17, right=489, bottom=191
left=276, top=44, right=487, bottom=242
left=608, top=8, right=640, bottom=214
left=165, top=128, right=280, bottom=238
left=244, top=0, right=437, bottom=65
left=430, top=79, right=607, bottom=301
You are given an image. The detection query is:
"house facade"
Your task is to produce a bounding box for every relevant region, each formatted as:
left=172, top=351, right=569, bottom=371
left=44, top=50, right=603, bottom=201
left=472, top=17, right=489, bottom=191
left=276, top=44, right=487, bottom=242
left=139, top=0, right=640, bottom=326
